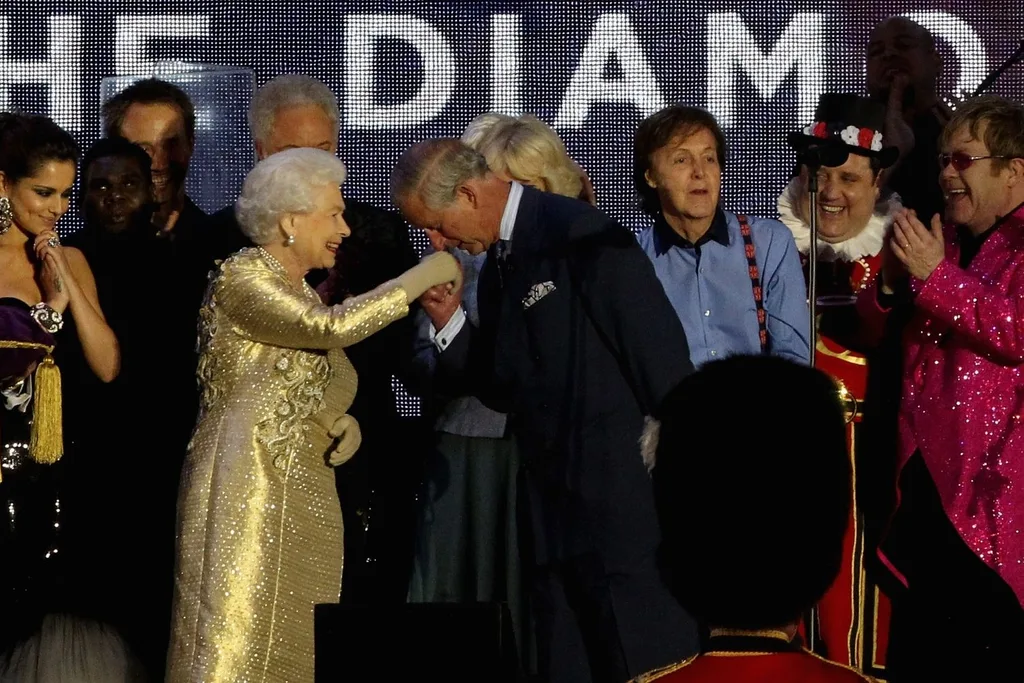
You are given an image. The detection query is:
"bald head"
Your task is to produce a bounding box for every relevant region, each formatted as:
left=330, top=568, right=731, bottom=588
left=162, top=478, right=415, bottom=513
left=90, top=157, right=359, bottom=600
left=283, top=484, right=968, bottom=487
left=867, top=16, right=941, bottom=107
left=872, top=17, right=935, bottom=51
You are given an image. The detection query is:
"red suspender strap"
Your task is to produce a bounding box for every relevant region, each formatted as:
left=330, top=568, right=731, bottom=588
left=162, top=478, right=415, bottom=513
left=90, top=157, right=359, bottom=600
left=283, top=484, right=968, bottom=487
left=737, top=214, right=768, bottom=353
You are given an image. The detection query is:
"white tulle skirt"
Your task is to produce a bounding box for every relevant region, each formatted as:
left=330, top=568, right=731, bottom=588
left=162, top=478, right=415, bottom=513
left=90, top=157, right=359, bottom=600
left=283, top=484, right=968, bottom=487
left=0, top=614, right=145, bottom=682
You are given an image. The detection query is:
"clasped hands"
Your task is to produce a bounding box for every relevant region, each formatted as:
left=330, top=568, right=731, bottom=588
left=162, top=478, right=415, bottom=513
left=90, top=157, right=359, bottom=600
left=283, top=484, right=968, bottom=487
left=883, top=208, right=945, bottom=288
left=327, top=414, right=361, bottom=467
left=34, top=230, right=72, bottom=313
left=418, top=230, right=465, bottom=330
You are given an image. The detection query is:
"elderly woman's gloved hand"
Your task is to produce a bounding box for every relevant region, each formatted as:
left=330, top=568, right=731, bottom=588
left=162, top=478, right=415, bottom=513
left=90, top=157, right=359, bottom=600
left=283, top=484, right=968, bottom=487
left=396, top=251, right=462, bottom=303
left=327, top=414, right=361, bottom=467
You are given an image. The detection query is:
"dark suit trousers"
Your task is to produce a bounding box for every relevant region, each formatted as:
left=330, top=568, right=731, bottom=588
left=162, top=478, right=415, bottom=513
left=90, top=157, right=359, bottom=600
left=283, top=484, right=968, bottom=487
left=527, top=548, right=697, bottom=683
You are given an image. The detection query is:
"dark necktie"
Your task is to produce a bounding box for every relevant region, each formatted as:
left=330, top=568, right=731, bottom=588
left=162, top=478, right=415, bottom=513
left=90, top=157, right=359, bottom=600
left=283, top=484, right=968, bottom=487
left=490, top=239, right=511, bottom=288
left=493, top=238, right=510, bottom=263
left=473, top=241, right=505, bottom=359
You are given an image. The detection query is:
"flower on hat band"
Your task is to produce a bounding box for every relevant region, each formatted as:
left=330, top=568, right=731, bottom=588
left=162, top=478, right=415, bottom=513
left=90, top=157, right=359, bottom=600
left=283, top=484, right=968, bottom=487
left=804, top=121, right=884, bottom=152
left=840, top=125, right=860, bottom=146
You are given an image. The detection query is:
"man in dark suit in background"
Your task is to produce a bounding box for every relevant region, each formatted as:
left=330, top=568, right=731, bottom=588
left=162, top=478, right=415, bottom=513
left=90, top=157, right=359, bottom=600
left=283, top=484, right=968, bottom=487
left=207, top=74, right=425, bottom=604
left=392, top=139, right=699, bottom=683
left=100, top=81, right=214, bottom=678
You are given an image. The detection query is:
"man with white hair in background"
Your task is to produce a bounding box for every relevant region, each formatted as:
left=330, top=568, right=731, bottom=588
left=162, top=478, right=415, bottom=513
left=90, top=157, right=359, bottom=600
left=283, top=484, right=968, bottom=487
left=209, top=74, right=425, bottom=605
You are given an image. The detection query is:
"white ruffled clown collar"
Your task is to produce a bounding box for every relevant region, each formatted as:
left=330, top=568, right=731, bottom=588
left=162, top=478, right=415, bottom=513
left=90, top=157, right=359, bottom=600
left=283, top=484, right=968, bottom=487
left=776, top=177, right=901, bottom=262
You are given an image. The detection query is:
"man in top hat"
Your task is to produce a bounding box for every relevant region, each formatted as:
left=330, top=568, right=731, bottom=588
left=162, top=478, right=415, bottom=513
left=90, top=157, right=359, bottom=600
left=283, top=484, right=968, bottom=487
left=631, top=355, right=873, bottom=683
left=781, top=93, right=901, bottom=679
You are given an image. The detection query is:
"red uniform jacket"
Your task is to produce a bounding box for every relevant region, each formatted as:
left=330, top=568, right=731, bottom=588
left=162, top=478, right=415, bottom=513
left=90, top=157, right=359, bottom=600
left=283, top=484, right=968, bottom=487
left=777, top=180, right=896, bottom=677
left=631, top=631, right=877, bottom=683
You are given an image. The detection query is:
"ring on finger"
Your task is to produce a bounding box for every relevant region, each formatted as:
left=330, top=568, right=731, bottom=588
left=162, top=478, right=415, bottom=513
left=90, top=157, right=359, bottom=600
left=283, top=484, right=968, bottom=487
left=47, top=236, right=60, bottom=248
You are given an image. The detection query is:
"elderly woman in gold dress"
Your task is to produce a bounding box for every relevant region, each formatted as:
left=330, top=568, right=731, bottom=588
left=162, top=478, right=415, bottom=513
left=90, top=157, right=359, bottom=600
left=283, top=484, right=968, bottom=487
left=166, top=148, right=459, bottom=683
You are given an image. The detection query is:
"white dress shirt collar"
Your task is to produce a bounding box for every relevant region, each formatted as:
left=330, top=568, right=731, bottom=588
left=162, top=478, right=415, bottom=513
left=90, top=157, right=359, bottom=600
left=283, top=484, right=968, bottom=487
left=498, top=181, right=524, bottom=243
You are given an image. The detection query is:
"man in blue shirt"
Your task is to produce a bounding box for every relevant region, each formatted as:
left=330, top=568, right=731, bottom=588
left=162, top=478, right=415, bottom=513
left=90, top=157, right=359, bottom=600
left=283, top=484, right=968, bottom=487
left=634, top=105, right=810, bottom=366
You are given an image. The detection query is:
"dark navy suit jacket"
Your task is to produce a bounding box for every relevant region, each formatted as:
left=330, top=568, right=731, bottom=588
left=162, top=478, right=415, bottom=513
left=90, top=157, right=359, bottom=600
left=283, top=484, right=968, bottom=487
left=437, top=187, right=695, bottom=566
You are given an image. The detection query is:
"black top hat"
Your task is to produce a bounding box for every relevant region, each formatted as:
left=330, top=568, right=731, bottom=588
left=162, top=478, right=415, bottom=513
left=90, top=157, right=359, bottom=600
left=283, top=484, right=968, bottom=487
left=788, top=93, right=899, bottom=168
left=651, top=356, right=851, bottom=629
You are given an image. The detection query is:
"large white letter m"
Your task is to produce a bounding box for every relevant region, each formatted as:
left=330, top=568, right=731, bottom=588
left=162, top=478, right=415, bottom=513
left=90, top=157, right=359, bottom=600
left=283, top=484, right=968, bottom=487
left=706, top=12, right=822, bottom=128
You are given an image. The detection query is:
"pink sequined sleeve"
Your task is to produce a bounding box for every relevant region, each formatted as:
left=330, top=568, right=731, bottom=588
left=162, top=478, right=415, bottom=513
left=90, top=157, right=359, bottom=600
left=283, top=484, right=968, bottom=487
left=914, top=259, right=1024, bottom=364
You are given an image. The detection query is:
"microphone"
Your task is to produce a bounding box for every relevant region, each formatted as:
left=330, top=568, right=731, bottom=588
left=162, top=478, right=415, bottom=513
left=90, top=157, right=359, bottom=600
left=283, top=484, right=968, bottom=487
left=798, top=143, right=849, bottom=170
left=785, top=139, right=848, bottom=369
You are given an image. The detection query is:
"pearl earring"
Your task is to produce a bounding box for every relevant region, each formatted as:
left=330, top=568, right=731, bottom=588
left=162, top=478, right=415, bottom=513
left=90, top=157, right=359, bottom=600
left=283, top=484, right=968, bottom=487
left=285, top=234, right=295, bottom=246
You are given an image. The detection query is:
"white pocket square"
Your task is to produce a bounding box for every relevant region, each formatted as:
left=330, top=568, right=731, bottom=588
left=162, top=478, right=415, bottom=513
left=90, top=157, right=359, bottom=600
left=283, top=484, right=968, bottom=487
left=522, top=281, right=556, bottom=309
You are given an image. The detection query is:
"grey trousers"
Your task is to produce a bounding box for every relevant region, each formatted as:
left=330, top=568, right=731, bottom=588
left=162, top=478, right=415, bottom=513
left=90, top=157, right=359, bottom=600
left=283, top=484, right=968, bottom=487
left=408, top=432, right=534, bottom=674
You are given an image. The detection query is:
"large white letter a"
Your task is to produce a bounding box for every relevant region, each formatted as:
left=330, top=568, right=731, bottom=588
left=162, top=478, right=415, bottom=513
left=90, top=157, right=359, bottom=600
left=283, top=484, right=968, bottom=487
left=555, top=13, right=663, bottom=129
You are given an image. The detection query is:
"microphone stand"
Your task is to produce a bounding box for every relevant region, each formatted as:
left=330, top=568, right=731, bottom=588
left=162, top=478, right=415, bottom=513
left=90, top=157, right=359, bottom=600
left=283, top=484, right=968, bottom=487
left=805, top=158, right=821, bottom=369
left=795, top=143, right=845, bottom=369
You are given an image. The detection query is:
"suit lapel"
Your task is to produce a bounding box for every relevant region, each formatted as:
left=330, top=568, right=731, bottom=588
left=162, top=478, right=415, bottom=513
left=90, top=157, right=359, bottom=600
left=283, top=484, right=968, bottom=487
left=510, top=186, right=543, bottom=261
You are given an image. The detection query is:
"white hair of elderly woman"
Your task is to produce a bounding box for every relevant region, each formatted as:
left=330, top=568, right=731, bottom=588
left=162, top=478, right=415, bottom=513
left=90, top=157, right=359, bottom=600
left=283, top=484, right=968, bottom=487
left=247, top=74, right=339, bottom=147
left=235, top=148, right=347, bottom=246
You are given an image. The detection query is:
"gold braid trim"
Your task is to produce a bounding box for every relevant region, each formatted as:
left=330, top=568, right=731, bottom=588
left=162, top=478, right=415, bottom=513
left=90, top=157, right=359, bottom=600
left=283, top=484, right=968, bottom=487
left=628, top=655, right=698, bottom=682
left=0, top=340, right=63, bottom=465
left=801, top=647, right=882, bottom=682
left=709, top=627, right=794, bottom=641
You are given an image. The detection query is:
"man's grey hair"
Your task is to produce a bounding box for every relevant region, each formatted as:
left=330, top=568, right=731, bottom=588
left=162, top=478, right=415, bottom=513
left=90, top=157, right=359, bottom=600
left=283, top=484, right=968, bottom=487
left=461, top=112, right=514, bottom=150
left=248, top=74, right=340, bottom=145
left=235, top=147, right=346, bottom=245
left=391, top=138, right=490, bottom=210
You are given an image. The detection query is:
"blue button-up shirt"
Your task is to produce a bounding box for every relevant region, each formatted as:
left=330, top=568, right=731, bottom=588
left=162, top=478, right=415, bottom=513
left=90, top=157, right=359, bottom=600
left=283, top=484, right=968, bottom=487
left=637, top=208, right=810, bottom=368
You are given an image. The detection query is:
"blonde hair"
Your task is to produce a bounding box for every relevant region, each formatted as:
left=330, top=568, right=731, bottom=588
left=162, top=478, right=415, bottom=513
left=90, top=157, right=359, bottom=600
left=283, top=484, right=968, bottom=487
left=475, top=115, right=583, bottom=199
left=461, top=112, right=514, bottom=149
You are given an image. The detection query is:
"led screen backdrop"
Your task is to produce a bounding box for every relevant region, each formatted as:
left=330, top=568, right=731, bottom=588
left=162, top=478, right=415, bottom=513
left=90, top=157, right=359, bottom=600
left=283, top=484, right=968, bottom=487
left=2, top=1, right=1022, bottom=233
left=1, top=1, right=1021, bottom=413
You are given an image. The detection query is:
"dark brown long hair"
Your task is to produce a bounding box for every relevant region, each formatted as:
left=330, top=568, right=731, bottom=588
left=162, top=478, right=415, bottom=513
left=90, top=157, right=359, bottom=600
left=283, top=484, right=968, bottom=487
left=0, top=113, right=79, bottom=182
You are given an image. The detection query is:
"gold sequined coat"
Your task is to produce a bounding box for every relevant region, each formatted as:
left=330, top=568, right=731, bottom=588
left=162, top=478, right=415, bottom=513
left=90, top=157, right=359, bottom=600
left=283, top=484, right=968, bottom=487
left=166, top=248, right=408, bottom=683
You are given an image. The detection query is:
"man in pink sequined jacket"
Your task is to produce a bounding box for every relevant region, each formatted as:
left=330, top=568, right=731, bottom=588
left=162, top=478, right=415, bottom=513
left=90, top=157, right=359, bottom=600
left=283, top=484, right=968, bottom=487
left=857, top=96, right=1024, bottom=682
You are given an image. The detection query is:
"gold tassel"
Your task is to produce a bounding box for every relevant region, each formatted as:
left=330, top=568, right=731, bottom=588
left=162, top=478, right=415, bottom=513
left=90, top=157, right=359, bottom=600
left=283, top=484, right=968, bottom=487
left=29, top=352, right=63, bottom=464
